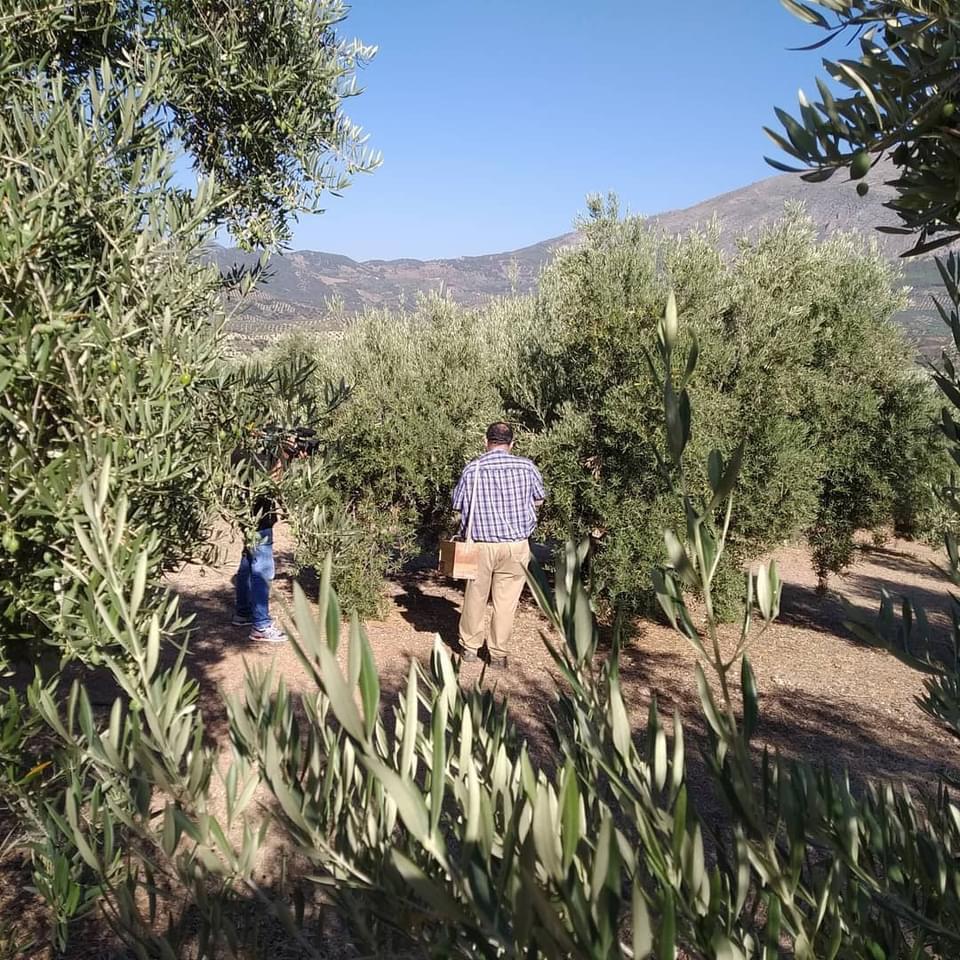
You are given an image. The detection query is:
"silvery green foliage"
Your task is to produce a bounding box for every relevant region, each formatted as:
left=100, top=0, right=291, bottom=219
left=4, top=0, right=378, bottom=248
left=510, top=202, right=943, bottom=611
left=0, top=0, right=376, bottom=666
left=0, top=0, right=375, bottom=948
left=773, top=1, right=960, bottom=256
left=17, top=301, right=960, bottom=958
left=262, top=203, right=945, bottom=620
left=3, top=470, right=253, bottom=953
left=264, top=294, right=534, bottom=615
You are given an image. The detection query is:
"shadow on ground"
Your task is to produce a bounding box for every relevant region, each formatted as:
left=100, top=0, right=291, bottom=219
left=774, top=543, right=953, bottom=663
left=393, top=573, right=461, bottom=642
left=6, top=532, right=960, bottom=956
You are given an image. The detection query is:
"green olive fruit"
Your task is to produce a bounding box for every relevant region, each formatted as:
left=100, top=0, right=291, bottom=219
left=2, top=530, right=19, bottom=554
left=850, top=152, right=871, bottom=180
left=943, top=102, right=956, bottom=119
left=179, top=372, right=192, bottom=386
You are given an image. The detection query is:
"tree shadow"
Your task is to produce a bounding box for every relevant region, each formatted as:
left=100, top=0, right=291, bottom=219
left=843, top=567, right=952, bottom=619
left=842, top=567, right=954, bottom=659
left=393, top=574, right=462, bottom=649
left=774, top=538, right=950, bottom=645
left=777, top=573, right=953, bottom=660
left=776, top=581, right=856, bottom=636
left=856, top=541, right=945, bottom=581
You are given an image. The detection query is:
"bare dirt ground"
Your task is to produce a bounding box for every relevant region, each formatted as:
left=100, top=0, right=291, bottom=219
left=168, top=524, right=960, bottom=793
left=3, top=525, right=959, bottom=957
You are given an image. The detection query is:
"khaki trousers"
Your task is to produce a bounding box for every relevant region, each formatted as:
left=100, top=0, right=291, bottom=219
left=458, top=540, right=530, bottom=659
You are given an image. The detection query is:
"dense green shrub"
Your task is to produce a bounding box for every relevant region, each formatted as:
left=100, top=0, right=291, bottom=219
left=505, top=199, right=944, bottom=609
left=0, top=0, right=376, bottom=664
left=0, top=57, right=224, bottom=663
left=0, top=0, right=377, bottom=947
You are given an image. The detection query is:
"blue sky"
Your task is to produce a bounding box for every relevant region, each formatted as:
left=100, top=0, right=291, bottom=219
left=296, top=1, right=835, bottom=260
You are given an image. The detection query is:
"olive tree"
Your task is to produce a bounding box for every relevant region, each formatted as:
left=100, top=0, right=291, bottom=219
left=0, top=0, right=377, bottom=664
left=0, top=0, right=376, bottom=946
left=506, top=199, right=939, bottom=610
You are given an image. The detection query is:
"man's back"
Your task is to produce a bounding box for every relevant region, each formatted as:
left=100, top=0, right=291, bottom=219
left=452, top=449, right=545, bottom=542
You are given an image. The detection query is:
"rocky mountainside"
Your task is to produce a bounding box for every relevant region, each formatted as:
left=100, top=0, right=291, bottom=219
left=218, top=162, right=946, bottom=354
left=213, top=233, right=573, bottom=343
left=652, top=159, right=910, bottom=251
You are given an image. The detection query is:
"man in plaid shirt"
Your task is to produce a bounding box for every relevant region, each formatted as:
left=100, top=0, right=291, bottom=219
left=451, top=422, right=545, bottom=666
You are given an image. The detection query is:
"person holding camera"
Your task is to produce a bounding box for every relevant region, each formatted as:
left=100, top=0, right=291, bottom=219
left=232, top=426, right=316, bottom=643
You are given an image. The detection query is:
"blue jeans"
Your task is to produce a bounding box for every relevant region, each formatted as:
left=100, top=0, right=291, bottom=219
left=235, top=527, right=274, bottom=629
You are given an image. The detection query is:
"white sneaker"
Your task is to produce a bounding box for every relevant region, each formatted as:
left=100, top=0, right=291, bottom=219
left=250, top=623, right=286, bottom=644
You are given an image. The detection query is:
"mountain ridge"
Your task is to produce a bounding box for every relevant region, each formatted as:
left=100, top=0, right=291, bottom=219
left=218, top=162, right=943, bottom=353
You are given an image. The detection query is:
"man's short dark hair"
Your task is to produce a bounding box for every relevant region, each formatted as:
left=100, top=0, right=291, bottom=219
left=486, top=421, right=514, bottom=444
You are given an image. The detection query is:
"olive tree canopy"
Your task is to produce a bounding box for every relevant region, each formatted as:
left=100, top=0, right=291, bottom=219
left=0, top=0, right=377, bottom=660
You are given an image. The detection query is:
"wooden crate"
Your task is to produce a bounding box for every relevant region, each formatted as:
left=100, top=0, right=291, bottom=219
left=438, top=539, right=479, bottom=580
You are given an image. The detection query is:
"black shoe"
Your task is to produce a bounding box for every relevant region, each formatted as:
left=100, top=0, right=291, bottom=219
left=482, top=651, right=508, bottom=669
left=459, top=647, right=480, bottom=662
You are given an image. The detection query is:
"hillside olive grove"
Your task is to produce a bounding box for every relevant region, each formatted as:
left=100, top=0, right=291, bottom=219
left=5, top=0, right=960, bottom=957
left=267, top=201, right=944, bottom=616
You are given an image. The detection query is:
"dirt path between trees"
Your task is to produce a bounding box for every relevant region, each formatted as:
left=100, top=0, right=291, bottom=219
left=169, top=524, right=959, bottom=794
left=3, top=527, right=959, bottom=957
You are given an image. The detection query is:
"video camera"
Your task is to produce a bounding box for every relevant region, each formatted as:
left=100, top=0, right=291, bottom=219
left=257, top=423, right=322, bottom=459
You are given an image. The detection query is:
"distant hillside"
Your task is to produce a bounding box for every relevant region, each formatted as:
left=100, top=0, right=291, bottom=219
left=214, top=233, right=573, bottom=345
left=651, top=159, right=909, bottom=249
left=217, top=162, right=948, bottom=355
left=649, top=162, right=948, bottom=357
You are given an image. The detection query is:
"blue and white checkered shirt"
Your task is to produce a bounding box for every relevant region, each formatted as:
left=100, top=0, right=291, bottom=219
left=452, top=450, right=546, bottom=542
